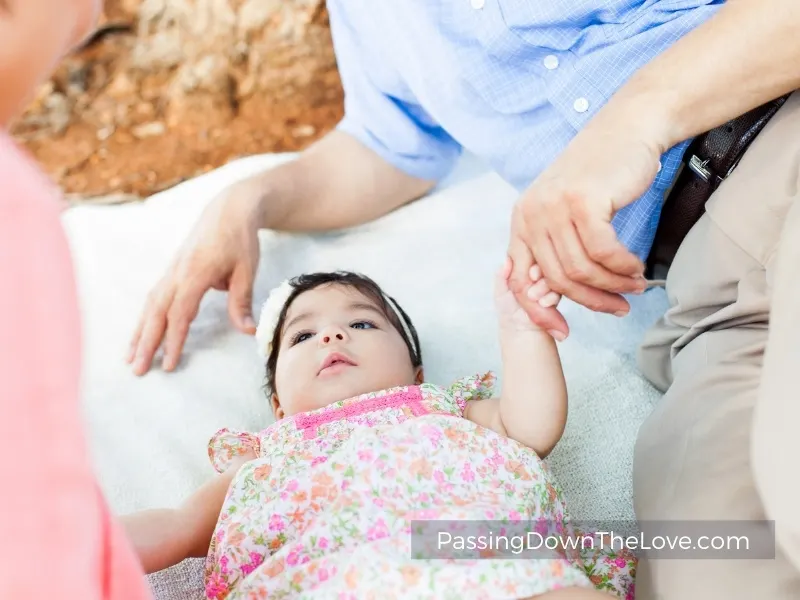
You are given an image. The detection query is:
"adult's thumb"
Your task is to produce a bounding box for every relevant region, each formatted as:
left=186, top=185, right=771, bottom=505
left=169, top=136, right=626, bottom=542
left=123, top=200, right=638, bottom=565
left=228, top=267, right=256, bottom=334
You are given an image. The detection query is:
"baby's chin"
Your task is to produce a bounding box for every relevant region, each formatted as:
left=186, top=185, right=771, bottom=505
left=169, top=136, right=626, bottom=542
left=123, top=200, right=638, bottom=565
left=282, top=373, right=417, bottom=417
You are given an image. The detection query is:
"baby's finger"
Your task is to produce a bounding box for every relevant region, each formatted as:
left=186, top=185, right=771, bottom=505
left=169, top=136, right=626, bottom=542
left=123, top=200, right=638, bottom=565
left=539, top=291, right=561, bottom=308
left=526, top=279, right=551, bottom=302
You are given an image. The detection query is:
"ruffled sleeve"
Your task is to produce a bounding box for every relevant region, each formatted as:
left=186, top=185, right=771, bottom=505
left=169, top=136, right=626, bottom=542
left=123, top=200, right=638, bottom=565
left=447, top=372, right=497, bottom=413
left=207, top=428, right=261, bottom=474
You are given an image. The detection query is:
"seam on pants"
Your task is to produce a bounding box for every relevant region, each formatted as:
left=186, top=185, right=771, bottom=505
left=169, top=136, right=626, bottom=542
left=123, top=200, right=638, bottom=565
left=654, top=334, right=709, bottom=518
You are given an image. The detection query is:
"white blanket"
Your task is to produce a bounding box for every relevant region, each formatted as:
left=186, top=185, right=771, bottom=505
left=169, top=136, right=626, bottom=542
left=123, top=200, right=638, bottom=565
left=62, top=154, right=668, bottom=599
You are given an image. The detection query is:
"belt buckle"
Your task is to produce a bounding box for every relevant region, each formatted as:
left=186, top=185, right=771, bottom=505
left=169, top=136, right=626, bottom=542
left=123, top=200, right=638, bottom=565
left=687, top=155, right=712, bottom=182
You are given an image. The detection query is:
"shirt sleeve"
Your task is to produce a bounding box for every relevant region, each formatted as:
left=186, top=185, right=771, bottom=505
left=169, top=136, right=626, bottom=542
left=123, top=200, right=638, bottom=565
left=208, top=428, right=261, bottom=474
left=328, top=4, right=462, bottom=182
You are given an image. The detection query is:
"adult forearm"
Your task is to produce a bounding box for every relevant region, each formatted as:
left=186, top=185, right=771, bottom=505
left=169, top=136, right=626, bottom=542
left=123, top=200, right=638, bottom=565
left=243, top=130, right=436, bottom=232
left=602, top=0, right=800, bottom=152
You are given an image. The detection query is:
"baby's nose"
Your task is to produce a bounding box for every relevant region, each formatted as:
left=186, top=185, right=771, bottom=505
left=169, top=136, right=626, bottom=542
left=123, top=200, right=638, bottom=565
left=320, top=328, right=346, bottom=345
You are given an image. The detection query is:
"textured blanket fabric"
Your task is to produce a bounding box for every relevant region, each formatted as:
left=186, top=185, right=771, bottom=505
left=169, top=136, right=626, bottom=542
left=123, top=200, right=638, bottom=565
left=62, top=154, right=668, bottom=599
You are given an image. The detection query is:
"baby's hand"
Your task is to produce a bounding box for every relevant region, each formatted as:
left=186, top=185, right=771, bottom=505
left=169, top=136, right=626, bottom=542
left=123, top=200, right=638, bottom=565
left=525, top=264, right=562, bottom=309
left=494, top=258, right=562, bottom=334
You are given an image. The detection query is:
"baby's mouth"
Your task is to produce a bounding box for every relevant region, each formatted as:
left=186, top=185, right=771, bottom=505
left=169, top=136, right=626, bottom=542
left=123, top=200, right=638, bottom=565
left=318, top=352, right=357, bottom=375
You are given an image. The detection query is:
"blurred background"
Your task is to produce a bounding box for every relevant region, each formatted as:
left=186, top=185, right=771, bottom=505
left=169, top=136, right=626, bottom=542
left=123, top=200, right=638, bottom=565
left=11, top=0, right=343, bottom=205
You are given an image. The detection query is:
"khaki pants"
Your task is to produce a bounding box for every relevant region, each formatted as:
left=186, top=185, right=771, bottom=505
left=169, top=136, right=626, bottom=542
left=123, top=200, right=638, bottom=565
left=634, top=91, right=800, bottom=598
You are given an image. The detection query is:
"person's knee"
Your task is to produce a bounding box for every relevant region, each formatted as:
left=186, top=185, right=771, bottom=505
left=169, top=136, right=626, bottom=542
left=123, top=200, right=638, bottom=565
left=633, top=329, right=766, bottom=523
left=636, top=333, right=671, bottom=393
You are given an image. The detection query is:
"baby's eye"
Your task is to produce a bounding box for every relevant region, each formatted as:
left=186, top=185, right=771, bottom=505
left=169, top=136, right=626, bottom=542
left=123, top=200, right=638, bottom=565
left=351, top=320, right=377, bottom=330
left=291, top=331, right=313, bottom=345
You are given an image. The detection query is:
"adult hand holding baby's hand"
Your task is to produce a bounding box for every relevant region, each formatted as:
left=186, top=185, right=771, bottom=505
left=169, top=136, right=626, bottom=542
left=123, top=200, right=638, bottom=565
left=494, top=258, right=562, bottom=335
left=505, top=99, right=663, bottom=341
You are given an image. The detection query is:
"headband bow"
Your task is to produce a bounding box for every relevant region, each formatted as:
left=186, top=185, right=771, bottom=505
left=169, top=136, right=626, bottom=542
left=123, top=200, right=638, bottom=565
left=255, top=279, right=294, bottom=358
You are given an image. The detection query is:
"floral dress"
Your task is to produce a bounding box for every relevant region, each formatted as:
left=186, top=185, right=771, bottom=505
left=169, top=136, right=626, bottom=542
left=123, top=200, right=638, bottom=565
left=205, top=374, right=636, bottom=599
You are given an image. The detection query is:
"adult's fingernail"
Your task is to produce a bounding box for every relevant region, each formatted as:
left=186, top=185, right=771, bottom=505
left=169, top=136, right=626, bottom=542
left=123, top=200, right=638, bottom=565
left=614, top=310, right=628, bottom=317
left=548, top=330, right=567, bottom=342
left=244, top=315, right=256, bottom=330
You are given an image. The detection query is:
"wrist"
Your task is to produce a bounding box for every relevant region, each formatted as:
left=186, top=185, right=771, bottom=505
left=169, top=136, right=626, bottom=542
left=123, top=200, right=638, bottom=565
left=229, top=173, right=279, bottom=231
left=591, top=82, right=680, bottom=156
left=247, top=160, right=302, bottom=230
left=619, top=75, right=692, bottom=150
left=499, top=325, right=553, bottom=349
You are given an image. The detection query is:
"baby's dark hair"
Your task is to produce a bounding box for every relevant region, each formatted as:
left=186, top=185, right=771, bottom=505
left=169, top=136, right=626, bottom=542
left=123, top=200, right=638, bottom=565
left=264, top=271, right=423, bottom=397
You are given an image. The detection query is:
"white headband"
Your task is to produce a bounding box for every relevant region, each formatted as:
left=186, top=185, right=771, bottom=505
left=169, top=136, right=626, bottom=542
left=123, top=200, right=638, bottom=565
left=255, top=279, right=418, bottom=359
left=382, top=293, right=418, bottom=359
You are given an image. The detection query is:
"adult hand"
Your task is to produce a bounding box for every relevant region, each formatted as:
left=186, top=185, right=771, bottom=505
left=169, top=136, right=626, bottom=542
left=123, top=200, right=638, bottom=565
left=507, top=109, right=662, bottom=338
left=127, top=183, right=265, bottom=375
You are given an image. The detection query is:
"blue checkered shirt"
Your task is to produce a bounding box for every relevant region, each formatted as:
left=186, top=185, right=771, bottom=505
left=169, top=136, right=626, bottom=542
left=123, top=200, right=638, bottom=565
left=329, top=0, right=724, bottom=260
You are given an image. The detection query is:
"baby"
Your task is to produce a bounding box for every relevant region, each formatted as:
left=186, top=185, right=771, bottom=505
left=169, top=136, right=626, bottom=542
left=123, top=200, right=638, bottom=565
left=122, top=264, right=635, bottom=599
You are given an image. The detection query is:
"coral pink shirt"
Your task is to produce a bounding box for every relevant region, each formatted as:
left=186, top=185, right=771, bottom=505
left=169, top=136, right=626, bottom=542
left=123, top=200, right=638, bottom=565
left=0, top=131, right=150, bottom=599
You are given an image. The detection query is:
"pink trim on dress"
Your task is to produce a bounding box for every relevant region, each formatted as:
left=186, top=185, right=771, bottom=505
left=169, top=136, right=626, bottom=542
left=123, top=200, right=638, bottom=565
left=295, top=388, right=425, bottom=439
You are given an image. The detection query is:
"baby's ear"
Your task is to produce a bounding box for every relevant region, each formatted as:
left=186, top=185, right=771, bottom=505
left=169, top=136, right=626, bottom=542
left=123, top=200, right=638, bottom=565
left=414, top=366, right=425, bottom=385
left=271, top=393, right=285, bottom=420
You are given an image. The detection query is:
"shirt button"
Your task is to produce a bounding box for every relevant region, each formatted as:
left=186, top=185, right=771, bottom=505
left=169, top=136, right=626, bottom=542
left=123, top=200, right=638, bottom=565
left=471, top=0, right=485, bottom=9
left=573, top=97, right=590, bottom=113
left=543, top=55, right=559, bottom=70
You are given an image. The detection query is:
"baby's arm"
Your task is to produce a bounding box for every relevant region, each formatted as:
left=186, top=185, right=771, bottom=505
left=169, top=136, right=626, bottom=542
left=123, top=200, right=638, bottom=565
left=120, top=450, right=256, bottom=574
left=466, top=262, right=567, bottom=457
left=467, top=329, right=567, bottom=458
left=499, top=328, right=567, bottom=456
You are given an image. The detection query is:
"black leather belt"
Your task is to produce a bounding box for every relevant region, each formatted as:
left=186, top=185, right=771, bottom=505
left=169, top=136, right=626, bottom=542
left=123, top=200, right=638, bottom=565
left=645, top=94, right=791, bottom=278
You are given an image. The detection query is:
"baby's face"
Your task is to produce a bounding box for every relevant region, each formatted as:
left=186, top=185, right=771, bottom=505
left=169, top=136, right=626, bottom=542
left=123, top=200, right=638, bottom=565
left=272, top=284, right=422, bottom=418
